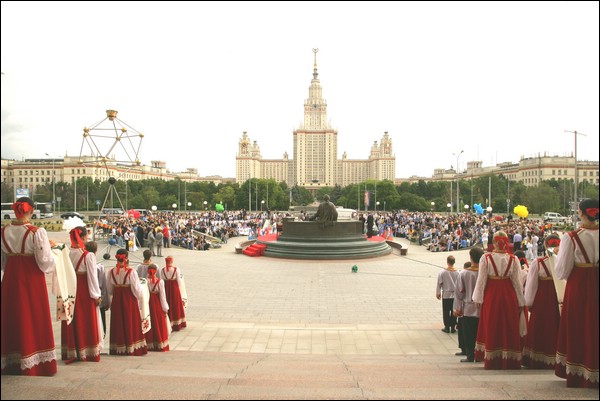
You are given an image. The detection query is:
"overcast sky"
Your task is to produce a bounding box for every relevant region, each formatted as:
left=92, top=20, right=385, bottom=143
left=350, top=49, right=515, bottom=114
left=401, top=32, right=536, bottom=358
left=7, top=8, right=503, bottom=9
left=2, top=1, right=599, bottom=180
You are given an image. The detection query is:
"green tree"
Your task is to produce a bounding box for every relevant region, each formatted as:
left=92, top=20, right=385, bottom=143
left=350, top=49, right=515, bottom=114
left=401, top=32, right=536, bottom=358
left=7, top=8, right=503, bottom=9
left=216, top=185, right=236, bottom=211
left=140, top=186, right=160, bottom=209
left=398, top=192, right=429, bottom=211
left=581, top=183, right=600, bottom=199
left=521, top=183, right=560, bottom=214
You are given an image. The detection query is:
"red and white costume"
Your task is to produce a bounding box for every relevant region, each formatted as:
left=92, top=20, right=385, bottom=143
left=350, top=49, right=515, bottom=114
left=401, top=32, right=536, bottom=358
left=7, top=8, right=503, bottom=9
left=522, top=254, right=560, bottom=369
left=1, top=223, right=57, bottom=376
left=473, top=251, right=525, bottom=369
left=555, top=227, right=599, bottom=388
left=61, top=248, right=102, bottom=363
left=145, top=275, right=170, bottom=351
left=160, top=264, right=187, bottom=331
left=107, top=265, right=148, bottom=356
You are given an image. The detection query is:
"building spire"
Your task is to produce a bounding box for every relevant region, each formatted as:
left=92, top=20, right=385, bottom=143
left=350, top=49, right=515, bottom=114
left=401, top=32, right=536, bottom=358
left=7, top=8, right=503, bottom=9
left=312, top=48, right=319, bottom=80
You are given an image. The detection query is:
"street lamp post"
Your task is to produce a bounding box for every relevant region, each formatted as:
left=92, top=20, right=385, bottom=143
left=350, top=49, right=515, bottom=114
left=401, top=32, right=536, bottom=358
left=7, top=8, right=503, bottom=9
left=187, top=201, right=192, bottom=211
left=486, top=206, right=493, bottom=217
left=383, top=200, right=386, bottom=212
left=376, top=201, right=380, bottom=212
left=172, top=203, right=177, bottom=213
left=261, top=200, right=265, bottom=211
left=507, top=179, right=510, bottom=215
left=564, top=130, right=585, bottom=220
left=464, top=204, right=470, bottom=213
left=453, top=150, right=464, bottom=214
left=203, top=200, right=207, bottom=211
left=45, top=153, right=56, bottom=214
left=450, top=179, right=453, bottom=214
left=447, top=202, right=452, bottom=215
left=431, top=201, right=435, bottom=212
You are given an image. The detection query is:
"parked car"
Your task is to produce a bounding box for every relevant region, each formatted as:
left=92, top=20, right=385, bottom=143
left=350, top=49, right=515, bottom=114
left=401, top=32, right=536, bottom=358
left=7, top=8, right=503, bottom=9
left=102, top=207, right=124, bottom=215
left=543, top=212, right=568, bottom=224
left=60, top=211, right=85, bottom=220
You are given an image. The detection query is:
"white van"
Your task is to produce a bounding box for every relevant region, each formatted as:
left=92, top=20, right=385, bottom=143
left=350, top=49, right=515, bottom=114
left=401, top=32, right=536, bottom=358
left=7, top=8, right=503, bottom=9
left=543, top=212, right=567, bottom=224
left=336, top=207, right=358, bottom=221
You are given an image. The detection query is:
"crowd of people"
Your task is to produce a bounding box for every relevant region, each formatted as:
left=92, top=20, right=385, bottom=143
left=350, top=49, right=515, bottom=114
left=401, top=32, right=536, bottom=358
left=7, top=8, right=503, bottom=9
left=1, top=196, right=597, bottom=389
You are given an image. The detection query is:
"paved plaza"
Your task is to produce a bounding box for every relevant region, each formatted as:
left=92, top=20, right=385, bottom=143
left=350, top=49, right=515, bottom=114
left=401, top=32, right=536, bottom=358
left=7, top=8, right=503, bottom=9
left=1, top=231, right=598, bottom=400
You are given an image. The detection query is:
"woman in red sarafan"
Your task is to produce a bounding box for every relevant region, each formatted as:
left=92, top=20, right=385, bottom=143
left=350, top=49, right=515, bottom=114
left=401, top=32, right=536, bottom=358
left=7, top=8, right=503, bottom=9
left=554, top=198, right=599, bottom=388
left=1, top=197, right=57, bottom=376
left=472, top=230, right=525, bottom=370
left=522, top=234, right=562, bottom=369
left=144, top=264, right=170, bottom=351
left=61, top=226, right=102, bottom=363
left=106, top=249, right=148, bottom=356
left=160, top=256, right=187, bottom=331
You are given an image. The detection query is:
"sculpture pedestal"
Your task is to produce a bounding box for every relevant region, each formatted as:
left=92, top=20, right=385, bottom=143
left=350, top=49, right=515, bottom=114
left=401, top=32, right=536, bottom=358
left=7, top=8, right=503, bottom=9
left=257, top=221, right=392, bottom=260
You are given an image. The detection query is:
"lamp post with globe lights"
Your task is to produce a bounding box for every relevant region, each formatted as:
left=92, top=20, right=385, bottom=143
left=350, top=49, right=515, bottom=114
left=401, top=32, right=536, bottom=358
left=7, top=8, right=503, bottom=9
left=431, top=201, right=435, bottom=213
left=45, top=153, right=56, bottom=213
left=453, top=150, right=464, bottom=213
left=203, top=200, right=207, bottom=211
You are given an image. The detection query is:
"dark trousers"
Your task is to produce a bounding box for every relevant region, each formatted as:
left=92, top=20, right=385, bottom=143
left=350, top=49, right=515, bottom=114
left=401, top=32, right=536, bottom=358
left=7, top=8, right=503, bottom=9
left=442, top=298, right=457, bottom=329
left=461, top=316, right=479, bottom=360
left=100, top=307, right=106, bottom=336
left=457, top=317, right=465, bottom=351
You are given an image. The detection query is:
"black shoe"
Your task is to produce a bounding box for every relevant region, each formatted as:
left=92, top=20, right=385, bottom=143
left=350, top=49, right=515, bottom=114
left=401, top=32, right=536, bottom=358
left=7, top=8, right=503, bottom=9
left=460, top=358, right=474, bottom=363
left=455, top=351, right=466, bottom=356
left=451, top=328, right=456, bottom=333
left=441, top=328, right=450, bottom=333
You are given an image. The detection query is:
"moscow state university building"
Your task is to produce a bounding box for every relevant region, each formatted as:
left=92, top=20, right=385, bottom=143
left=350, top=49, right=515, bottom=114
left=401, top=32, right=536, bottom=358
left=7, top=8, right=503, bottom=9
left=235, top=49, right=395, bottom=189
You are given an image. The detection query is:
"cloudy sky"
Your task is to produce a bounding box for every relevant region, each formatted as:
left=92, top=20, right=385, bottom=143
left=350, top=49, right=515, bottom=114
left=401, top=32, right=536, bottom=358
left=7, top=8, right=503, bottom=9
left=2, top=1, right=598, bottom=179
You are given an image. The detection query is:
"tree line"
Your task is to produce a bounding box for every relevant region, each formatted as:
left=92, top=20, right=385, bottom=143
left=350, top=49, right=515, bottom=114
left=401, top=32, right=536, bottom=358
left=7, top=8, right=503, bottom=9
left=1, top=175, right=597, bottom=216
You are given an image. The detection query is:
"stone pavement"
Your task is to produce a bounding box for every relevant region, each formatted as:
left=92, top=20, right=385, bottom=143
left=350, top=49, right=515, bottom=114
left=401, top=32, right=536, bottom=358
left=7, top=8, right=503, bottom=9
left=1, top=232, right=598, bottom=400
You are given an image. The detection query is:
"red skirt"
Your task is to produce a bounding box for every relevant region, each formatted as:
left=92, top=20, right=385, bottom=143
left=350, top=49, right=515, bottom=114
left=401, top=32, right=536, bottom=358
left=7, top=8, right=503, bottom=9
left=474, top=278, right=522, bottom=369
left=145, top=292, right=170, bottom=351
left=164, top=280, right=186, bottom=331
left=109, top=286, right=148, bottom=356
left=61, top=274, right=101, bottom=363
left=555, top=266, right=599, bottom=388
left=522, top=280, right=560, bottom=369
left=1, top=255, right=57, bottom=376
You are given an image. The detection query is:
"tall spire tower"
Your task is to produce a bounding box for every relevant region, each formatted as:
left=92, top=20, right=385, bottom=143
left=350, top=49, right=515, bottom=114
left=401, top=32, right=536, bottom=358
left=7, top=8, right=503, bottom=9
left=303, top=48, right=328, bottom=130
left=293, top=48, right=338, bottom=189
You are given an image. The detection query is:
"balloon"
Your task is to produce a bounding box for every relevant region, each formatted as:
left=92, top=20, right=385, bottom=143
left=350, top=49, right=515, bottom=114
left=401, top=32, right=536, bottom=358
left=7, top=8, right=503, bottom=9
left=514, top=205, right=529, bottom=218
left=108, top=238, right=117, bottom=246
left=215, top=203, right=224, bottom=212
left=473, top=203, right=484, bottom=215
left=127, top=209, right=141, bottom=218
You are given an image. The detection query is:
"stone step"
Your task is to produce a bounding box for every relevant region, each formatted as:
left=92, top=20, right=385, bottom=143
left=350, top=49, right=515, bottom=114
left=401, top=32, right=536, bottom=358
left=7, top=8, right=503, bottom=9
left=3, top=351, right=597, bottom=400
